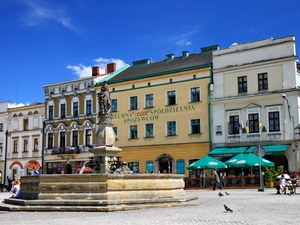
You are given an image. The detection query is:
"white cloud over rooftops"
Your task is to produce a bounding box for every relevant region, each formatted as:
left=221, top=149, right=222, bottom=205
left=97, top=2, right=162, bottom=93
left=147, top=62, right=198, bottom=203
left=67, top=57, right=126, bottom=78
left=9, top=102, right=29, bottom=108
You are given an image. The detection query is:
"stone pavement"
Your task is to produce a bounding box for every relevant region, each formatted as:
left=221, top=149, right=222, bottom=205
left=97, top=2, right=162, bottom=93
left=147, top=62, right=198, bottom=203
left=0, top=188, right=298, bottom=225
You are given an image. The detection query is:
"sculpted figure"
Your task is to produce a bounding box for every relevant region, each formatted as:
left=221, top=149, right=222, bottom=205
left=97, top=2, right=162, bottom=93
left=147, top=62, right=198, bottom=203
left=98, top=81, right=111, bottom=115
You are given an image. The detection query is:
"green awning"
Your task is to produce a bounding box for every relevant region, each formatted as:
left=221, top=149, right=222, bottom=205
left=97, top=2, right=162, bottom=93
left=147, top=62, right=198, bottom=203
left=247, top=145, right=290, bottom=155
left=209, top=145, right=290, bottom=157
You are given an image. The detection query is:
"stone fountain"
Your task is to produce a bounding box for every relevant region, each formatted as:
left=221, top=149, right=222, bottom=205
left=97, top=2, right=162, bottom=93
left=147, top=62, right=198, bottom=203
left=0, top=82, right=198, bottom=212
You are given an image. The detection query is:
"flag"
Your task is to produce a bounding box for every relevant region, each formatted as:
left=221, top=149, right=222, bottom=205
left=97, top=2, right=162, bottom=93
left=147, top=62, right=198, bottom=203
left=240, top=120, right=244, bottom=129
left=245, top=120, right=249, bottom=131
left=259, top=120, right=262, bottom=129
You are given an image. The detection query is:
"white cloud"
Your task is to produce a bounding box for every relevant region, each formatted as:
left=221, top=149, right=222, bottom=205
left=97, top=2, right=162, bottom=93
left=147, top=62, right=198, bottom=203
left=169, top=31, right=196, bottom=46
left=66, top=64, right=91, bottom=78
left=67, top=57, right=127, bottom=78
left=9, top=103, right=28, bottom=108
left=21, top=0, right=74, bottom=30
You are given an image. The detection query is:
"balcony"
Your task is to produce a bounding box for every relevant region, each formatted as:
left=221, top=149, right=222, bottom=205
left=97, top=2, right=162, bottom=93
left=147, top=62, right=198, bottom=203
left=45, top=146, right=88, bottom=155
left=53, top=146, right=81, bottom=155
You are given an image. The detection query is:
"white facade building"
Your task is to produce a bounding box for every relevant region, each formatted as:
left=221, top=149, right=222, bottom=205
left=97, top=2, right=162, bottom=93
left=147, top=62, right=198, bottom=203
left=6, top=103, right=44, bottom=179
left=211, top=35, right=300, bottom=172
left=0, top=101, right=9, bottom=187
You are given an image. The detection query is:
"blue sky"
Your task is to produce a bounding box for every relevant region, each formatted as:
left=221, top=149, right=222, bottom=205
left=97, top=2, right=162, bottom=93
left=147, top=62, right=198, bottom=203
left=1, top=0, right=299, bottom=107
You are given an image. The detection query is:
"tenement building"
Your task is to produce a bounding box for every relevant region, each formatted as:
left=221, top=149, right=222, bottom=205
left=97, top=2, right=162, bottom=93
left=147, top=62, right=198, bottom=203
left=6, top=102, right=44, bottom=179
left=0, top=101, right=9, bottom=186
left=210, top=35, right=300, bottom=173
left=42, top=63, right=128, bottom=174
left=96, top=46, right=219, bottom=175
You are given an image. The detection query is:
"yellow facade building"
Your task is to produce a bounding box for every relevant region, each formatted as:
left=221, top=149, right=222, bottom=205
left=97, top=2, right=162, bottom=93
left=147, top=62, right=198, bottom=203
left=96, top=47, right=219, bottom=175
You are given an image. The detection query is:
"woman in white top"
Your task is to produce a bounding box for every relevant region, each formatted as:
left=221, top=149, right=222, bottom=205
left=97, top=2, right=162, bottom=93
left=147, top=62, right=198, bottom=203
left=10, top=180, right=21, bottom=198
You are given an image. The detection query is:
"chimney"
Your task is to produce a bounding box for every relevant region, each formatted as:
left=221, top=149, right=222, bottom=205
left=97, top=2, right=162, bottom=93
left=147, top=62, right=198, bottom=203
left=200, top=45, right=220, bottom=53
left=166, top=54, right=174, bottom=61
left=182, top=51, right=189, bottom=58
left=92, top=66, right=100, bottom=76
left=107, top=63, right=116, bottom=73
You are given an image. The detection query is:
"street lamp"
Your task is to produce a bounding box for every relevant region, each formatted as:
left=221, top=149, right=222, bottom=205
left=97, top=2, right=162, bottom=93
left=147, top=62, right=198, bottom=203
left=282, top=94, right=291, bottom=118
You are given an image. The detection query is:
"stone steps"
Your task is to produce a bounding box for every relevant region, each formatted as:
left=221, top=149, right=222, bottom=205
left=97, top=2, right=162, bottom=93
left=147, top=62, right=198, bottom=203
left=0, top=196, right=201, bottom=212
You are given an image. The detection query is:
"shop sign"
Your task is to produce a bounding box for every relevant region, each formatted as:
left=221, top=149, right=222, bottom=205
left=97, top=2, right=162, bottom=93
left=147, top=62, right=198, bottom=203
left=18, top=169, right=25, bottom=176
left=113, top=105, right=195, bottom=123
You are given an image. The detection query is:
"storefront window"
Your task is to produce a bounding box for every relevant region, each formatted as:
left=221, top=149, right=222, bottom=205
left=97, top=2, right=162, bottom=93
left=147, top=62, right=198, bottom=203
left=128, top=162, right=139, bottom=172
left=47, top=162, right=62, bottom=174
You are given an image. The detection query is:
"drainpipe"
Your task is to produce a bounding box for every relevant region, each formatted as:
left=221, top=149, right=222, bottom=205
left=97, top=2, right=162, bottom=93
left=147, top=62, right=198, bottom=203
left=41, top=121, right=45, bottom=174
left=207, top=62, right=213, bottom=152
left=3, top=130, right=8, bottom=186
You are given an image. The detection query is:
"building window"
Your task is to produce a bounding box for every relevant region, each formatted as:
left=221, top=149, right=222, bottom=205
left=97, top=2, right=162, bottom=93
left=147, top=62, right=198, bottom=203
left=167, top=121, right=176, bottom=136
left=13, top=140, right=18, bottom=153
left=145, top=123, right=154, bottom=138
left=23, top=119, right=28, bottom=131
left=269, top=111, right=280, bottom=132
left=60, top=132, right=66, bottom=147
left=0, top=143, right=2, bottom=155
left=113, top=127, right=118, bottom=140
left=191, top=87, right=200, bottom=102
left=61, top=104, right=66, bottom=118
left=167, top=91, right=176, bottom=105
left=48, top=133, right=53, bottom=149
left=130, top=125, right=138, bottom=139
left=0, top=123, right=3, bottom=132
left=130, top=96, right=138, bottom=110
left=176, top=159, right=185, bottom=174
left=191, top=119, right=201, bottom=134
left=128, top=162, right=139, bottom=172
left=23, top=139, right=28, bottom=152
left=72, top=131, right=78, bottom=147
left=146, top=160, right=153, bottom=173
left=34, top=138, right=39, bottom=151
left=86, top=100, right=92, bottom=115
left=47, top=162, right=62, bottom=174
left=73, top=102, right=79, bottom=117
left=238, top=76, right=247, bottom=93
left=85, top=129, right=92, bottom=146
left=49, top=105, right=54, bottom=120
left=258, top=73, right=268, bottom=90
left=145, top=94, right=153, bottom=108
left=228, top=115, right=239, bottom=135
left=249, top=113, right=259, bottom=133
left=111, top=99, right=118, bottom=112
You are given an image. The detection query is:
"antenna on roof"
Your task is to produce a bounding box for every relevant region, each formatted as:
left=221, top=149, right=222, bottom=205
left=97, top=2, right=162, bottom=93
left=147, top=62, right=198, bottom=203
left=17, top=82, right=18, bottom=104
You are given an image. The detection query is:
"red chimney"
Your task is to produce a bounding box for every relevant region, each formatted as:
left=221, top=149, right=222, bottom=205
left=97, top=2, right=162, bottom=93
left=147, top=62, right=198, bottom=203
left=92, top=66, right=100, bottom=76
left=107, top=63, right=116, bottom=73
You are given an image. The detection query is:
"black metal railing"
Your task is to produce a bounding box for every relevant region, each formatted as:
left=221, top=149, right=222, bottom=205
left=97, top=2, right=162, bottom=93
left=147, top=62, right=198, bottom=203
left=50, top=146, right=85, bottom=155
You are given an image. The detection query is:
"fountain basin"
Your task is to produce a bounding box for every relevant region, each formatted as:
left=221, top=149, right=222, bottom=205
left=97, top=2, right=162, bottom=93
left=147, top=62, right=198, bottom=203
left=19, top=174, right=185, bottom=200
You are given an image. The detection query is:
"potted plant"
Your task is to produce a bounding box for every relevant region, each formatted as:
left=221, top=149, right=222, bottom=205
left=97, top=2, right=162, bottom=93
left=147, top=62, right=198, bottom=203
left=264, top=166, right=284, bottom=188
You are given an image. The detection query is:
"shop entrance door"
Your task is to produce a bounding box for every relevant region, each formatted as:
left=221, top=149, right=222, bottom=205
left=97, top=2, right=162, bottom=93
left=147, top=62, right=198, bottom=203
left=157, top=154, right=173, bottom=173
left=64, top=164, right=72, bottom=174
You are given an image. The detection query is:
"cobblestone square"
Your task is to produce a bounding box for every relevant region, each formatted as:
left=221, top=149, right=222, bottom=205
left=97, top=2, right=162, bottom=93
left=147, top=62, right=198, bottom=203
left=0, top=188, right=297, bottom=225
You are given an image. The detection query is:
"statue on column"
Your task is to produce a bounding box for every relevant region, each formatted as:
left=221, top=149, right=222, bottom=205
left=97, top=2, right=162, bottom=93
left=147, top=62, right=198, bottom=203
left=98, top=81, right=111, bottom=115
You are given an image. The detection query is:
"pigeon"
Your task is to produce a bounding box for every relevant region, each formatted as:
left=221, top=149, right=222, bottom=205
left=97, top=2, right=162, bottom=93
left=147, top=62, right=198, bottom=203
left=224, top=204, right=233, bottom=212
left=225, top=191, right=230, bottom=195
left=218, top=192, right=224, bottom=197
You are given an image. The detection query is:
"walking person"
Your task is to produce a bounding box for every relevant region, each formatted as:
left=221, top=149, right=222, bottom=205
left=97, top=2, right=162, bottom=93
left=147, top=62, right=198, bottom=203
left=213, top=170, right=222, bottom=191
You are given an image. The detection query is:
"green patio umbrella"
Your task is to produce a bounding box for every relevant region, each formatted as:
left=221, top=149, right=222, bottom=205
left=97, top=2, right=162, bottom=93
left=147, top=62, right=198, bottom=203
left=228, top=153, right=274, bottom=168
left=186, top=156, right=227, bottom=170
left=224, top=153, right=245, bottom=165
